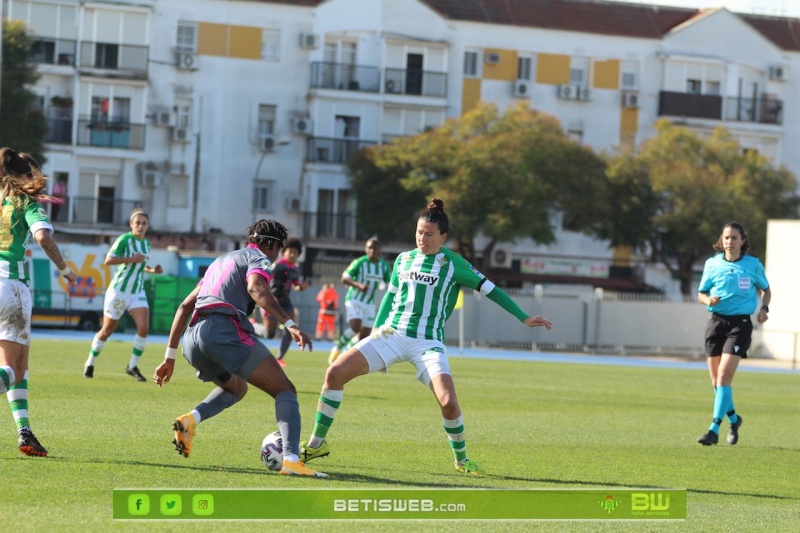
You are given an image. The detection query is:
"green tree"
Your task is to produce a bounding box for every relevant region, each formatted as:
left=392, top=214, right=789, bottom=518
left=349, top=102, right=606, bottom=267
left=1, top=20, right=46, bottom=163
left=602, top=121, right=799, bottom=295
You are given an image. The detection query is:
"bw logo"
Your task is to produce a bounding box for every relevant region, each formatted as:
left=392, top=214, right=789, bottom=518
left=632, top=493, right=670, bottom=511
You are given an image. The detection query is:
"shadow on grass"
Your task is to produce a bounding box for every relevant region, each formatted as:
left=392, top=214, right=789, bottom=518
left=489, top=474, right=800, bottom=501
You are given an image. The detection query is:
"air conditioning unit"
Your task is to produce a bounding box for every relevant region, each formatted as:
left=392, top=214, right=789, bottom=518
left=176, top=52, right=199, bottom=71
left=284, top=194, right=302, bottom=211
left=172, top=127, right=189, bottom=143
left=577, top=87, right=592, bottom=101
left=258, top=134, right=276, bottom=152
left=139, top=170, right=161, bottom=188
left=769, top=64, right=789, bottom=82
left=484, top=52, right=501, bottom=65
left=291, top=117, right=313, bottom=135
left=489, top=247, right=513, bottom=269
left=299, top=33, right=319, bottom=49
left=513, top=80, right=531, bottom=98
left=557, top=84, right=575, bottom=99
left=622, top=91, right=640, bottom=108
left=155, top=109, right=175, bottom=127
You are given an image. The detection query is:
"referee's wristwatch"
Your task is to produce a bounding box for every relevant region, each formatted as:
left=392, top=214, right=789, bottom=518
left=760, top=305, right=769, bottom=313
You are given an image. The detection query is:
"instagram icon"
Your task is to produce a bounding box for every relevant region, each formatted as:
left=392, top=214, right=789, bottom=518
left=192, top=494, right=214, bottom=516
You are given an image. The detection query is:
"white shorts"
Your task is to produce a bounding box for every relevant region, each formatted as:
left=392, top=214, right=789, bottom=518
left=103, top=287, right=148, bottom=320
left=354, top=325, right=451, bottom=386
left=0, top=279, right=32, bottom=345
left=345, top=299, right=377, bottom=328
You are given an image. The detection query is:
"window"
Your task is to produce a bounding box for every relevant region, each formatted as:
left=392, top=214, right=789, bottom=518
left=570, top=57, right=589, bottom=87
left=464, top=51, right=479, bottom=77
left=518, top=56, right=532, bottom=80
left=621, top=61, right=639, bottom=90
left=258, top=105, right=276, bottom=135
left=706, top=81, right=721, bottom=95
left=253, top=180, right=274, bottom=211
left=686, top=79, right=702, bottom=94
left=176, top=21, right=197, bottom=53
left=95, top=43, right=118, bottom=69
left=174, top=101, right=191, bottom=128
left=262, top=29, right=280, bottom=61
left=91, top=97, right=130, bottom=122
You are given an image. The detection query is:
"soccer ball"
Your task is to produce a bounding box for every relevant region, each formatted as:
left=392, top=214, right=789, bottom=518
left=260, top=430, right=284, bottom=471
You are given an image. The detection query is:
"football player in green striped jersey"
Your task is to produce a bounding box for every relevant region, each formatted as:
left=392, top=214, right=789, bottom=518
left=329, top=238, right=391, bottom=364
left=302, top=198, right=552, bottom=475
left=0, top=148, right=78, bottom=456
left=83, top=208, right=163, bottom=381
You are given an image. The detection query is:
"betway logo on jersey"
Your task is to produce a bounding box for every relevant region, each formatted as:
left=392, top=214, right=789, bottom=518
left=399, top=270, right=439, bottom=286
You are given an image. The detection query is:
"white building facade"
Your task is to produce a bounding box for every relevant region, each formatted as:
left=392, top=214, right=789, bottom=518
left=4, top=0, right=799, bottom=294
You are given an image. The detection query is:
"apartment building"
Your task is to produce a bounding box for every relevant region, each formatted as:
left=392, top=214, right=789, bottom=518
left=4, top=0, right=799, bottom=294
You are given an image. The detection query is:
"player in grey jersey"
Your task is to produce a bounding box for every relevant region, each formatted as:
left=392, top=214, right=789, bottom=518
left=301, top=198, right=552, bottom=475
left=154, top=219, right=326, bottom=478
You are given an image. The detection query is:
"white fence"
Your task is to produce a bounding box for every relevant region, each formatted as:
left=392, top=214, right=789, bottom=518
left=290, top=286, right=783, bottom=359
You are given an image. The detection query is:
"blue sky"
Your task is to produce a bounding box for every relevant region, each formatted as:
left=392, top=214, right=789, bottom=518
left=608, top=0, right=800, bottom=17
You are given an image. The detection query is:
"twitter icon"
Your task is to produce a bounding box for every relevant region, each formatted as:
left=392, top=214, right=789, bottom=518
left=160, top=494, right=182, bottom=516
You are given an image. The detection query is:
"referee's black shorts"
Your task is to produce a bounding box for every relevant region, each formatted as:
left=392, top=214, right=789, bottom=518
left=704, top=313, right=753, bottom=358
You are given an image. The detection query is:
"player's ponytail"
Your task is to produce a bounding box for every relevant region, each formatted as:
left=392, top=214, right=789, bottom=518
left=419, top=197, right=448, bottom=234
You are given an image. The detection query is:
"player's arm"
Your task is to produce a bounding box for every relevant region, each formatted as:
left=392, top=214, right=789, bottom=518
left=455, top=255, right=551, bottom=330
left=32, top=228, right=77, bottom=286
left=372, top=257, right=400, bottom=331
left=154, top=284, right=200, bottom=387
left=486, top=287, right=552, bottom=329
left=341, top=272, right=365, bottom=291
left=248, top=272, right=312, bottom=351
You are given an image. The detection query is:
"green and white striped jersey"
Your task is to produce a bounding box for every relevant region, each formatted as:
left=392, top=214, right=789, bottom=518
left=378, top=247, right=495, bottom=341
left=343, top=255, right=392, bottom=305
left=107, top=232, right=151, bottom=293
left=0, top=197, right=52, bottom=280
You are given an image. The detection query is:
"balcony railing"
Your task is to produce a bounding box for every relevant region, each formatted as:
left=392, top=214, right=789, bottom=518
left=310, top=62, right=381, bottom=92
left=723, top=96, right=783, bottom=125
left=658, top=91, right=783, bottom=125
left=31, top=37, right=77, bottom=66
left=79, top=41, right=148, bottom=73
left=45, top=116, right=73, bottom=144
left=384, top=68, right=447, bottom=97
left=301, top=211, right=369, bottom=242
left=306, top=136, right=377, bottom=163
left=76, top=118, right=145, bottom=150
left=67, top=196, right=143, bottom=226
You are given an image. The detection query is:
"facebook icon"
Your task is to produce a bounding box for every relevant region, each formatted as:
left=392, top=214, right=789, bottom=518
left=128, top=494, right=150, bottom=515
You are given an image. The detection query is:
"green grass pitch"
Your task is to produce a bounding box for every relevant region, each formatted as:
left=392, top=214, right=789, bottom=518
left=1, top=339, right=798, bottom=531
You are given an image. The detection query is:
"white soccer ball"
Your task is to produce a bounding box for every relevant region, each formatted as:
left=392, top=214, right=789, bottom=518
left=260, top=430, right=284, bottom=471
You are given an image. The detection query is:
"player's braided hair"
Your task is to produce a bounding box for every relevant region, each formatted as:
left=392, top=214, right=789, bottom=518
left=246, top=219, right=288, bottom=250
left=419, top=197, right=448, bottom=234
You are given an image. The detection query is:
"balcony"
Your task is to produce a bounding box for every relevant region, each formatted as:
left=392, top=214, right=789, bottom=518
left=79, top=41, right=148, bottom=74
left=76, top=118, right=145, bottom=150
left=307, top=136, right=377, bottom=164
left=45, top=116, right=73, bottom=144
left=658, top=91, right=783, bottom=125
left=301, top=211, right=368, bottom=242
left=309, top=62, right=448, bottom=97
left=383, top=68, right=447, bottom=97
left=55, top=196, right=143, bottom=227
left=31, top=37, right=76, bottom=66
left=310, top=62, right=380, bottom=92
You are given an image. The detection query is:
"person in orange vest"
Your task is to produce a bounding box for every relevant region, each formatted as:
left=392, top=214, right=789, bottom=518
left=315, top=283, right=339, bottom=341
